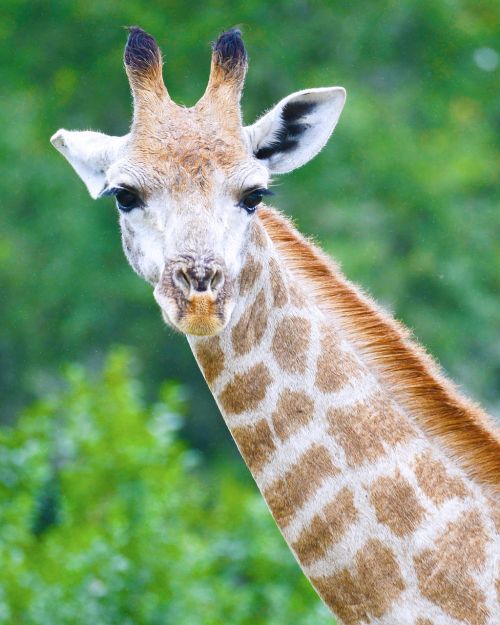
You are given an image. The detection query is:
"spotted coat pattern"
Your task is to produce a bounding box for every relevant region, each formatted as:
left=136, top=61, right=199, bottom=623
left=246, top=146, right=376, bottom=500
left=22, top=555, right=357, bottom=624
left=190, top=219, right=500, bottom=625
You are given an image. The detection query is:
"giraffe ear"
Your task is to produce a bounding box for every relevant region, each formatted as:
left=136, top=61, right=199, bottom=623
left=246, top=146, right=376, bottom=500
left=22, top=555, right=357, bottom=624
left=245, top=87, right=346, bottom=174
left=50, top=130, right=128, bottom=198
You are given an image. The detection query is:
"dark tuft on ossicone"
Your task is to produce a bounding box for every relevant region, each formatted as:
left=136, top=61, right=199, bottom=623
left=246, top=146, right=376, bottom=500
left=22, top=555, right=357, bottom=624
left=124, top=26, right=161, bottom=72
left=212, top=28, right=247, bottom=70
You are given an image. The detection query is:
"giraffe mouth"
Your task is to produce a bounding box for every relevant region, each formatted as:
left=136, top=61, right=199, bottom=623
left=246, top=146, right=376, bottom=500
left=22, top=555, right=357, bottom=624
left=153, top=258, right=234, bottom=337
left=177, top=293, right=227, bottom=336
left=177, top=314, right=226, bottom=336
left=155, top=290, right=231, bottom=337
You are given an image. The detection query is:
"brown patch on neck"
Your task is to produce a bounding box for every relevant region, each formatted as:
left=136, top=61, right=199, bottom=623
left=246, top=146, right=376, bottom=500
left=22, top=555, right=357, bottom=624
left=312, top=538, right=405, bottom=624
left=414, top=450, right=468, bottom=505
left=271, top=316, right=311, bottom=374
left=195, top=337, right=225, bottom=386
left=413, top=509, right=489, bottom=625
left=293, top=486, right=358, bottom=566
left=272, top=390, right=314, bottom=441
left=231, top=419, right=276, bottom=474
left=369, top=470, right=426, bottom=537
left=239, top=254, right=263, bottom=295
left=219, top=362, right=272, bottom=415
left=327, top=397, right=415, bottom=467
left=264, top=444, right=339, bottom=527
left=258, top=206, right=500, bottom=494
left=231, top=288, right=269, bottom=355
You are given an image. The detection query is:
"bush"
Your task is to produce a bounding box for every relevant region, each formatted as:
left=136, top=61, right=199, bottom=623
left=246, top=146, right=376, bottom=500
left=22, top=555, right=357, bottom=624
left=0, top=349, right=332, bottom=624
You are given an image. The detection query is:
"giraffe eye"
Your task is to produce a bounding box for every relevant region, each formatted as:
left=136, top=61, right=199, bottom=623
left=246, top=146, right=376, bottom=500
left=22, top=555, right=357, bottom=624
left=110, top=187, right=143, bottom=212
left=239, top=188, right=273, bottom=214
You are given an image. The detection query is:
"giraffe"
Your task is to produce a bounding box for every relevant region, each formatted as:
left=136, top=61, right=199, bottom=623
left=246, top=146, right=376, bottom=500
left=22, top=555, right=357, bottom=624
left=51, top=27, right=500, bottom=625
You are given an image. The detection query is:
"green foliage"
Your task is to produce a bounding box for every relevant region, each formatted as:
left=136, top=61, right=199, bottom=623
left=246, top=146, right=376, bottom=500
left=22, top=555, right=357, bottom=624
left=0, top=0, right=498, bottom=432
left=0, top=350, right=332, bottom=624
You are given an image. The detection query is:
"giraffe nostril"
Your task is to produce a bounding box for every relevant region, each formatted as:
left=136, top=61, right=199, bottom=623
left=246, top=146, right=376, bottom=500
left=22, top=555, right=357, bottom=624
left=173, top=267, right=191, bottom=294
left=210, top=269, right=224, bottom=293
left=171, top=261, right=226, bottom=296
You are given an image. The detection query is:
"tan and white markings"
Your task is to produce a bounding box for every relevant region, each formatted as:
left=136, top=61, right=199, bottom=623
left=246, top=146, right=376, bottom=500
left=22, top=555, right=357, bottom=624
left=191, top=223, right=499, bottom=625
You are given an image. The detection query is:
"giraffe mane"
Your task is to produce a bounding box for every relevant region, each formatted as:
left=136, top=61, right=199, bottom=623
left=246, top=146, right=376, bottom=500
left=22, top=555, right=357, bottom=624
left=259, top=206, right=500, bottom=495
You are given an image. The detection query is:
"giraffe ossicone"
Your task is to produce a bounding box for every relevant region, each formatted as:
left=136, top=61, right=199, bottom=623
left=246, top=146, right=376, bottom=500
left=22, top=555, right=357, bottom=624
left=52, top=26, right=500, bottom=625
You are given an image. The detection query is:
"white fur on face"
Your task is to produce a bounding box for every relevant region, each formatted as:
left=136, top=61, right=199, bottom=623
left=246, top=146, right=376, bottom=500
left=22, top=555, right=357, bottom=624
left=114, top=161, right=269, bottom=286
left=109, top=156, right=269, bottom=333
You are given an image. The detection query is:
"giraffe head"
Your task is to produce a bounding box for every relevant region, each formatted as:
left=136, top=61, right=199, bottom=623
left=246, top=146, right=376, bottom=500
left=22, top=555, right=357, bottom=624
left=51, top=27, right=345, bottom=336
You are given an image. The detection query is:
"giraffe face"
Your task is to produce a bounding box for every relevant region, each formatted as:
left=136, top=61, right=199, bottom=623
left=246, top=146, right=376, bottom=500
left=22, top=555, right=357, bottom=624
left=51, top=28, right=346, bottom=336
left=107, top=115, right=270, bottom=336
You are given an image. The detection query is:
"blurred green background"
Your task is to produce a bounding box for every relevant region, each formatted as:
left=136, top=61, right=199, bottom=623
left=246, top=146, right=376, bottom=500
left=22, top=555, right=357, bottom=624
left=0, top=0, right=498, bottom=622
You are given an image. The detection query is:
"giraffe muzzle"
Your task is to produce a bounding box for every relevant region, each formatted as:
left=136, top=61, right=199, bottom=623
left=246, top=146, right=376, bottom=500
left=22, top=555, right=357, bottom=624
left=154, top=257, right=231, bottom=336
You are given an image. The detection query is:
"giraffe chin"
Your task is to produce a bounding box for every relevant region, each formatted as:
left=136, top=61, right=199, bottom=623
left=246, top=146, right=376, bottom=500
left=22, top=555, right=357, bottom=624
left=177, top=314, right=225, bottom=337
left=174, top=293, right=228, bottom=337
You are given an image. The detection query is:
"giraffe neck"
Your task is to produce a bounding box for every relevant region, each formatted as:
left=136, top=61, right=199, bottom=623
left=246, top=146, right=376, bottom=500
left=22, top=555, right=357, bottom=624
left=188, top=213, right=499, bottom=625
